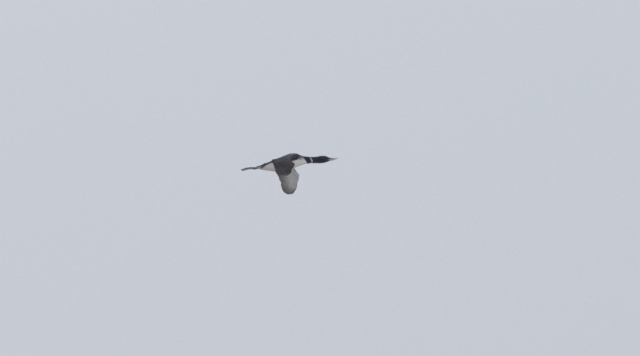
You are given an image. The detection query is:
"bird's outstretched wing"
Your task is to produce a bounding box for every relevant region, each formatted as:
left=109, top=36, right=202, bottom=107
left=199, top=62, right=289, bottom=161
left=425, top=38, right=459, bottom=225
left=241, top=161, right=270, bottom=171
left=278, top=169, right=299, bottom=194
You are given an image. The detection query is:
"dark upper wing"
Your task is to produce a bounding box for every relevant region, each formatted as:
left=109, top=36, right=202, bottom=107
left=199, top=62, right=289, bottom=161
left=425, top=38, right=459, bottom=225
left=278, top=168, right=299, bottom=194
left=273, top=157, right=295, bottom=176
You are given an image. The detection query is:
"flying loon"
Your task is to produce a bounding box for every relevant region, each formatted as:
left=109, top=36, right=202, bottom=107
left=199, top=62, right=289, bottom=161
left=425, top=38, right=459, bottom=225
left=241, top=153, right=337, bottom=194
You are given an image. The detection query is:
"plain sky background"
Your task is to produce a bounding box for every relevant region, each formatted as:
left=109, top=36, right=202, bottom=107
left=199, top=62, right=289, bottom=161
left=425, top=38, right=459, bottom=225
left=1, top=1, right=638, bottom=355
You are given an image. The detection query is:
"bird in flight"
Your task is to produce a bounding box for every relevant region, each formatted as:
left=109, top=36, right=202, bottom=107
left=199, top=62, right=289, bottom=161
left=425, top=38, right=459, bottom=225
left=242, top=153, right=337, bottom=194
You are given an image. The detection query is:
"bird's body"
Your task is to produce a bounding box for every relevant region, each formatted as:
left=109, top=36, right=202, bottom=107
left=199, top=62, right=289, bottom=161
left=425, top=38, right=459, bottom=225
left=242, top=153, right=337, bottom=194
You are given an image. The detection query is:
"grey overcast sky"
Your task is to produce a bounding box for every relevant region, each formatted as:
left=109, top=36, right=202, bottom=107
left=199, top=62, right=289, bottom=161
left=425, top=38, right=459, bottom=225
left=1, top=1, right=638, bottom=355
